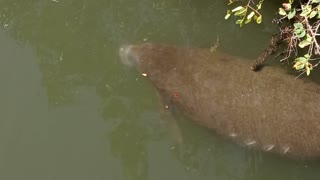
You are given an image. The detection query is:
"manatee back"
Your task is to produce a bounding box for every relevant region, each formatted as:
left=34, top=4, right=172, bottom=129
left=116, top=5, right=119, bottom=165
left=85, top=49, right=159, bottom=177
left=122, top=43, right=320, bottom=159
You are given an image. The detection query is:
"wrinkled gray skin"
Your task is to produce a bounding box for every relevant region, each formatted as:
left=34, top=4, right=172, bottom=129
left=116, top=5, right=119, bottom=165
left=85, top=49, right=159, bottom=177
left=119, top=43, right=320, bottom=159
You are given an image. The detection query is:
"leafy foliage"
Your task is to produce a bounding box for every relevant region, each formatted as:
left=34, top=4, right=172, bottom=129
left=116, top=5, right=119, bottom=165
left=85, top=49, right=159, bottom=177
left=225, top=0, right=264, bottom=27
left=225, top=0, right=320, bottom=76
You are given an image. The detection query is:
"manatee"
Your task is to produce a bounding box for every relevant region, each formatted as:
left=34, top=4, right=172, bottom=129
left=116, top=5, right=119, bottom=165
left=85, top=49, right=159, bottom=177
left=119, top=43, right=320, bottom=159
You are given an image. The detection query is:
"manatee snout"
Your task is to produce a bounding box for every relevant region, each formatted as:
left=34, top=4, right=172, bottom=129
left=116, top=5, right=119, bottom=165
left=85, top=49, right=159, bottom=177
left=119, top=45, right=139, bottom=67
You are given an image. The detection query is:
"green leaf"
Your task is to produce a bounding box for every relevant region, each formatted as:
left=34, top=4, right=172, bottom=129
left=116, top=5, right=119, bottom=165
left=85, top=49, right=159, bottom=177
left=256, top=16, right=262, bottom=24
left=288, top=9, right=296, bottom=19
left=294, top=22, right=303, bottom=29
left=297, top=30, right=306, bottom=38
left=225, top=10, right=231, bottom=19
left=235, top=19, right=243, bottom=24
left=304, top=54, right=311, bottom=59
left=312, top=0, right=320, bottom=3
left=257, top=3, right=262, bottom=10
left=309, top=10, right=318, bottom=18
left=247, top=11, right=255, bottom=19
left=234, top=8, right=247, bottom=16
left=293, top=62, right=305, bottom=70
left=309, top=64, right=313, bottom=70
left=225, top=13, right=231, bottom=20
left=306, top=66, right=311, bottom=76
left=293, top=27, right=301, bottom=35
left=295, top=56, right=307, bottom=63
left=228, top=0, right=234, bottom=5
left=293, top=23, right=306, bottom=38
left=232, top=6, right=244, bottom=12
left=300, top=5, right=312, bottom=17
left=239, top=21, right=244, bottom=27
left=245, top=18, right=252, bottom=24
left=289, top=0, right=294, bottom=4
left=299, top=40, right=312, bottom=48
left=257, top=0, right=264, bottom=10
left=279, top=8, right=287, bottom=16
left=306, top=34, right=312, bottom=42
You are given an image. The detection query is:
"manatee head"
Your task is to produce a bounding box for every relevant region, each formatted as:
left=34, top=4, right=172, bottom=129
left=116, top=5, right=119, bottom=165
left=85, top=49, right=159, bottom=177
left=119, top=45, right=137, bottom=67
left=119, top=43, right=179, bottom=78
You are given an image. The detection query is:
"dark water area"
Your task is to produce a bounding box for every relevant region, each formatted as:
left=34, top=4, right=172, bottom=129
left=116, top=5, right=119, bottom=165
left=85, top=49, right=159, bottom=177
left=0, top=0, right=320, bottom=180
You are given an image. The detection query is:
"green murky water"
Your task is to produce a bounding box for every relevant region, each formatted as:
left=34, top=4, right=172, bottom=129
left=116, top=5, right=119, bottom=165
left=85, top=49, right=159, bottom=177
left=1, top=0, right=320, bottom=180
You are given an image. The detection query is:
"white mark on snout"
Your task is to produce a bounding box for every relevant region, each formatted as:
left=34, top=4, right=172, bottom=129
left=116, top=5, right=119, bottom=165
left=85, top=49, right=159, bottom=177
left=229, top=133, right=237, bottom=137
left=119, top=45, right=135, bottom=67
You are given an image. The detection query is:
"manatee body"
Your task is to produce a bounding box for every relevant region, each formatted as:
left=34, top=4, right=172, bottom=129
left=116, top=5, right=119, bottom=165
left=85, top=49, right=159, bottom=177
left=119, top=43, right=320, bottom=159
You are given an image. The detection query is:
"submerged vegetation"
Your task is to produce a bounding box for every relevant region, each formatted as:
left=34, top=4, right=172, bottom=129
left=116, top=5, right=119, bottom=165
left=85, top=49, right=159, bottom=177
left=225, top=0, right=320, bottom=76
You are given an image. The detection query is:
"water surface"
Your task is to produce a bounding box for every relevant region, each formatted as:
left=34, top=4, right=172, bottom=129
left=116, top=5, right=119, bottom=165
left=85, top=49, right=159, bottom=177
left=0, top=0, right=320, bottom=180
